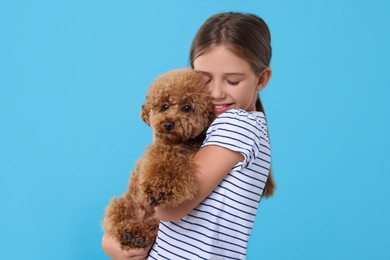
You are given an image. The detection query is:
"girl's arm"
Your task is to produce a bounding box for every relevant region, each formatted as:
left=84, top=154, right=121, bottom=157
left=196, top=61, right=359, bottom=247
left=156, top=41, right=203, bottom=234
left=155, top=144, right=243, bottom=221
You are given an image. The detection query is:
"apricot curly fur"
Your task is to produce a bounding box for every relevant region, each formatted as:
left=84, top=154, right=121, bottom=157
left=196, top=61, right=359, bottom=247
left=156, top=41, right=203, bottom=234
left=103, top=69, right=214, bottom=249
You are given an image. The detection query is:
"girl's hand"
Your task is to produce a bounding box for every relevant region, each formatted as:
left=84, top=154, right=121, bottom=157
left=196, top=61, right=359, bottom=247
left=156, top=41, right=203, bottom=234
left=102, top=233, right=153, bottom=260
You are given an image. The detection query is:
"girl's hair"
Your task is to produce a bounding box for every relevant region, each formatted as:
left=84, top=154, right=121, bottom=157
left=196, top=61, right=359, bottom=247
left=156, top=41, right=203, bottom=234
left=190, top=12, right=275, bottom=197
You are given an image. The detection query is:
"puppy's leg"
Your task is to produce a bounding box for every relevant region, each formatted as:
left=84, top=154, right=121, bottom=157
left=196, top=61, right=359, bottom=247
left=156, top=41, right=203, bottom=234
left=103, top=168, right=159, bottom=249
left=141, top=145, right=198, bottom=207
left=103, top=195, right=136, bottom=247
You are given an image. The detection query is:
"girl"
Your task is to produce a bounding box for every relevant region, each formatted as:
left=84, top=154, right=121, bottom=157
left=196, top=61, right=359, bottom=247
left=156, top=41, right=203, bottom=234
left=102, top=12, right=275, bottom=259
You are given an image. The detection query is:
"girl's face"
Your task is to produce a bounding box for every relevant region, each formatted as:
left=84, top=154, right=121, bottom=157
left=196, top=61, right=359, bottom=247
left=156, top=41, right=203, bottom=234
left=193, top=45, right=267, bottom=116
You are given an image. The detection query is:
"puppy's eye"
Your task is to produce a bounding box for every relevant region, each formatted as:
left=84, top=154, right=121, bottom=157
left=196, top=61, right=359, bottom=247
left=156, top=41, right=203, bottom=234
left=161, top=104, right=169, bottom=112
left=181, top=105, right=193, bottom=112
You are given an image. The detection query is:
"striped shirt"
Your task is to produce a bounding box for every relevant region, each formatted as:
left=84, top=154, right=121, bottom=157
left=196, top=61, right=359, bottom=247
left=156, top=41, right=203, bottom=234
left=148, top=109, right=271, bottom=259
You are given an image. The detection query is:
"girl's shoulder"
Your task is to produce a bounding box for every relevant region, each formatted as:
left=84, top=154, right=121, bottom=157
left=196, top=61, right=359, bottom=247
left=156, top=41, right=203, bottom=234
left=203, top=109, right=269, bottom=166
left=211, top=108, right=267, bottom=129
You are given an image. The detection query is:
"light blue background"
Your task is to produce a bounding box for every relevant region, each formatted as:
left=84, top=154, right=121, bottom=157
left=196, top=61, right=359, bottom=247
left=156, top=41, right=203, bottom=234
left=1, top=0, right=389, bottom=259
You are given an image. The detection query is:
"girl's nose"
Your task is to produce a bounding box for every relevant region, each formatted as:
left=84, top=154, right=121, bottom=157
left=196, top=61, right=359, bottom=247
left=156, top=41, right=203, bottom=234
left=208, top=81, right=225, bottom=99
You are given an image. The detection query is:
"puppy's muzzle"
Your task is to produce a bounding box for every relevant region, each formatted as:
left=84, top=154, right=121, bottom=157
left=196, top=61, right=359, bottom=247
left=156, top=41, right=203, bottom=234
left=163, top=121, right=175, bottom=131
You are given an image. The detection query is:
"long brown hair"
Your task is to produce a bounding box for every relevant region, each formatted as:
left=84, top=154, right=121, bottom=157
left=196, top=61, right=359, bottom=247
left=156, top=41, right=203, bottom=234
left=190, top=12, right=275, bottom=197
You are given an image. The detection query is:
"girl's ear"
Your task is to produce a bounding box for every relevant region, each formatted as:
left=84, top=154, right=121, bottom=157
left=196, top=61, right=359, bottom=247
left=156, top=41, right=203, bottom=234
left=140, top=101, right=151, bottom=126
left=256, top=67, right=272, bottom=91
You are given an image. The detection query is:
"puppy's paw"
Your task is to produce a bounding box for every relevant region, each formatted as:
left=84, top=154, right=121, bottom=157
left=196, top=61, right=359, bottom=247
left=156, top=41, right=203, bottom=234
left=118, top=221, right=158, bottom=249
left=120, top=231, right=147, bottom=248
left=143, top=184, right=173, bottom=206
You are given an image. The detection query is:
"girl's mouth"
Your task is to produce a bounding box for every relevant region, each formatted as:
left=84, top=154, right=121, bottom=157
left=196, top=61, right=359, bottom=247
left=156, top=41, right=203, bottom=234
left=213, top=104, right=233, bottom=114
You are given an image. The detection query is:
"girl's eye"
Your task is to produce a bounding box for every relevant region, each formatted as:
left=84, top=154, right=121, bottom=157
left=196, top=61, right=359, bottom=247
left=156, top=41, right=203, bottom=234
left=181, top=105, right=193, bottom=112
left=161, top=104, right=169, bottom=111
left=227, top=80, right=240, bottom=86
left=204, top=78, right=211, bottom=84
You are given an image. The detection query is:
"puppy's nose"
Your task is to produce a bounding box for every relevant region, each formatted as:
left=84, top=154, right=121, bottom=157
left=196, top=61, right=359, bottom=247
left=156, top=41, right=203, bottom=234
left=163, top=121, right=175, bottom=131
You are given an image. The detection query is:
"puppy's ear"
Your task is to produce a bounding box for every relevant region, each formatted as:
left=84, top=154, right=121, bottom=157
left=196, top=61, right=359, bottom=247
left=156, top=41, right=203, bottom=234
left=140, top=101, right=150, bottom=126
left=209, top=112, right=216, bottom=125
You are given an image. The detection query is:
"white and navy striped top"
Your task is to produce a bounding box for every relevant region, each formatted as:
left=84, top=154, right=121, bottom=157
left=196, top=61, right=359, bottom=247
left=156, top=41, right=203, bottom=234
left=148, top=109, right=271, bottom=259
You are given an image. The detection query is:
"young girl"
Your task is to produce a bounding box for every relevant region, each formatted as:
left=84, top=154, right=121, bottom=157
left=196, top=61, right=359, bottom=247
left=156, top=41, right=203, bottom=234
left=102, top=12, right=275, bottom=259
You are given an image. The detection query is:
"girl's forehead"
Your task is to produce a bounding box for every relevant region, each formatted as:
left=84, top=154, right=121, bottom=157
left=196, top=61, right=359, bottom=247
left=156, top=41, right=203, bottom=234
left=193, top=45, right=252, bottom=75
left=197, top=44, right=241, bottom=60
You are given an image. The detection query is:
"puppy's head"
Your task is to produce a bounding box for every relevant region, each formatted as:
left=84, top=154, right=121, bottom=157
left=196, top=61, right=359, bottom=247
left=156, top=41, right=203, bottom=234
left=141, top=69, right=214, bottom=144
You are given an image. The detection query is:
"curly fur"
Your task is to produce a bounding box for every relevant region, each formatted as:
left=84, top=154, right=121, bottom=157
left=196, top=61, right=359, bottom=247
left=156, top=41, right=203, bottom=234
left=103, top=69, right=214, bottom=249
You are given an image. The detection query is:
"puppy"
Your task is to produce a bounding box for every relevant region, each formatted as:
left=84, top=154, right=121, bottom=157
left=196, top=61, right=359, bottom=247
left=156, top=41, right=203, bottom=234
left=103, top=69, right=214, bottom=249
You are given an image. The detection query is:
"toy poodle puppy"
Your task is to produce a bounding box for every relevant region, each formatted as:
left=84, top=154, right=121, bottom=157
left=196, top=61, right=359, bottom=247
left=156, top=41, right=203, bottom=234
left=103, top=68, right=214, bottom=249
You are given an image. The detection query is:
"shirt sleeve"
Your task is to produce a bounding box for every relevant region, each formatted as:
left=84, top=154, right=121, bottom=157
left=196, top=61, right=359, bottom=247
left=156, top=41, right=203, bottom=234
left=201, top=109, right=262, bottom=168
